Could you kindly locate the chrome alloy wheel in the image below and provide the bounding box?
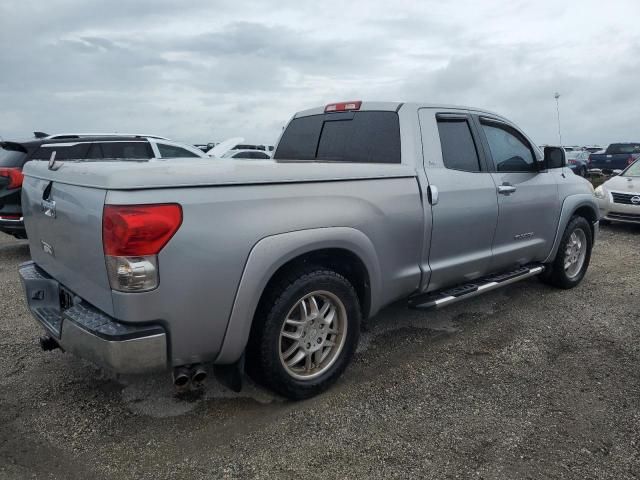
[278,291,348,380]
[564,228,587,279]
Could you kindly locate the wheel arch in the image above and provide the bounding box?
[214,227,382,364]
[544,194,599,264]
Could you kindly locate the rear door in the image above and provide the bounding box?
[418,109,499,291]
[475,116,560,271]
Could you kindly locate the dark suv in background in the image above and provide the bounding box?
[0,133,206,238]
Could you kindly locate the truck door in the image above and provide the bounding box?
[474,116,560,271]
[418,109,499,292]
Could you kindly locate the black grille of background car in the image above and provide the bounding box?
[611,192,640,205]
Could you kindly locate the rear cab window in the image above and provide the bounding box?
[274,111,401,164]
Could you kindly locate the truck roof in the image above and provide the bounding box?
[294,101,510,121]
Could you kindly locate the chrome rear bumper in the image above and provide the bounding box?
[19,261,167,374]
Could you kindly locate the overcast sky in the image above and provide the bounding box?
[1,0,639,147]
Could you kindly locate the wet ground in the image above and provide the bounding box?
[1,224,639,479]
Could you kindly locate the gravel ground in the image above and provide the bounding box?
[1,225,639,479]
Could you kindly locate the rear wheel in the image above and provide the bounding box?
[247,266,361,399]
[541,216,592,289]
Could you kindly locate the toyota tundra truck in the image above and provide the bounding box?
[18,101,599,399]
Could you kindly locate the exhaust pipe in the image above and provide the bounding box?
[39,335,60,351]
[172,366,191,389]
[191,365,207,386]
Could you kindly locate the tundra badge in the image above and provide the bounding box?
[41,240,54,257]
[41,199,56,218]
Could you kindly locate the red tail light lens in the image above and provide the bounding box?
[628,155,635,165]
[325,101,362,112]
[0,168,24,189]
[103,204,182,256]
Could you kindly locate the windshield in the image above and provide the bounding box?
[605,143,640,155]
[622,160,640,177]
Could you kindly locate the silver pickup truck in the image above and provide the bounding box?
[19,101,599,399]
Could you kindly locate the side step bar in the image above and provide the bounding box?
[408,265,544,310]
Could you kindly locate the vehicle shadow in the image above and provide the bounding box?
[601,222,640,234]
[0,240,30,262]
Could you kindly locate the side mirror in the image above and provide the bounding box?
[543,146,566,169]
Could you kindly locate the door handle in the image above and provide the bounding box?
[497,183,517,195]
[427,185,439,205]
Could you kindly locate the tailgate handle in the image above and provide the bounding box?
[427,185,439,205]
[498,183,517,195]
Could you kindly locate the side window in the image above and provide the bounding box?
[157,143,200,158]
[436,119,481,172]
[481,122,536,172]
[100,142,153,159]
[86,143,103,159]
[31,143,91,160]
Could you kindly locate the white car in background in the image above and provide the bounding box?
[34,133,209,159]
[595,159,640,224]
[207,137,272,159]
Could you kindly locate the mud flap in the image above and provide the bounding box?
[213,354,244,392]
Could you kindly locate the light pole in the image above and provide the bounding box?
[554,92,563,146]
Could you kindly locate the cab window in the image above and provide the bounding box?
[157,143,200,158]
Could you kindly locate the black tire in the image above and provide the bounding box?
[540,216,592,289]
[246,266,361,400]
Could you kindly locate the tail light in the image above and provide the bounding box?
[103,204,182,292]
[325,101,362,112]
[0,168,24,189]
[628,155,636,166]
[587,154,593,165]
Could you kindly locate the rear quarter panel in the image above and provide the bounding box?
[106,177,424,366]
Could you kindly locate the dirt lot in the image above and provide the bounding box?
[1,225,639,479]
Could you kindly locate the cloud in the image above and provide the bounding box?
[0,0,639,146]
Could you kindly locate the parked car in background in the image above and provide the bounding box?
[0,133,207,239]
[566,150,589,177]
[595,158,640,224]
[583,145,604,153]
[588,143,640,174]
[18,101,598,399]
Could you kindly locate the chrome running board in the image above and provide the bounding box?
[408,264,544,310]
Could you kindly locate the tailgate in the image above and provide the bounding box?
[22,175,113,315]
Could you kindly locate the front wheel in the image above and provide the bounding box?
[247,267,361,400]
[541,216,593,289]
